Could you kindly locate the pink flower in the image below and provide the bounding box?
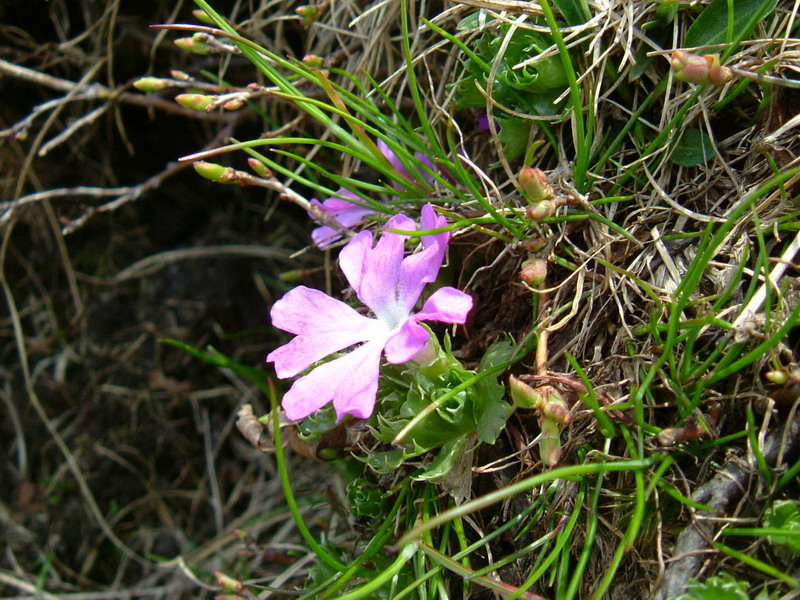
[377,139,436,188]
[309,144,436,246]
[311,189,374,248]
[267,204,472,421]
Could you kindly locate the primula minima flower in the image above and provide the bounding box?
[377,139,436,188]
[309,143,436,246]
[311,189,374,248]
[267,204,473,421]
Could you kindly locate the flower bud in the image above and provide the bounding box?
[521,236,547,252]
[519,166,553,204]
[175,93,215,111]
[296,4,320,26]
[509,375,544,410]
[765,370,789,385]
[222,97,245,111]
[657,428,680,446]
[247,158,272,178]
[192,9,215,25]
[133,77,169,92]
[215,572,244,594]
[539,418,561,467]
[411,336,452,379]
[174,35,210,55]
[526,200,556,222]
[540,389,571,424]
[194,161,242,184]
[170,70,191,81]
[671,50,732,86]
[194,161,226,181]
[303,54,325,68]
[520,258,547,287]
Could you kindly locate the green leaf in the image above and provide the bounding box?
[372,372,474,450]
[763,500,800,554]
[297,405,339,441]
[498,117,532,162]
[346,477,388,517]
[670,572,750,600]
[683,0,778,51]
[473,340,515,443]
[413,437,468,480]
[551,0,590,25]
[671,128,715,166]
[362,447,413,474]
[453,18,569,118]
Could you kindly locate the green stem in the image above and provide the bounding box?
[399,458,653,546]
[334,542,420,600]
[538,0,588,191]
[267,381,348,572]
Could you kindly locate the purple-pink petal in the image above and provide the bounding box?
[378,139,408,177]
[310,190,376,248]
[339,230,373,293]
[378,139,436,187]
[281,340,385,421]
[419,203,449,250]
[413,152,436,184]
[395,244,446,314]
[267,286,380,378]
[384,319,430,364]
[341,213,415,316]
[414,287,473,324]
[395,205,449,313]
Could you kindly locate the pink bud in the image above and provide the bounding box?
[133,77,169,92]
[541,390,571,424]
[671,50,732,86]
[215,572,244,593]
[295,5,320,26]
[247,158,272,178]
[521,236,547,252]
[526,200,556,222]
[519,166,553,204]
[174,36,210,55]
[520,258,547,287]
[509,375,544,410]
[175,94,215,111]
[222,97,245,111]
[303,54,325,68]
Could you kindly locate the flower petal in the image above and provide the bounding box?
[414,287,473,324]
[393,205,450,310]
[384,319,429,364]
[384,287,472,364]
[379,140,436,188]
[310,190,376,248]
[281,340,384,421]
[394,244,444,314]
[378,139,409,178]
[419,203,449,250]
[338,229,372,293]
[266,286,382,378]
[331,341,386,419]
[413,152,436,184]
[341,213,415,317]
